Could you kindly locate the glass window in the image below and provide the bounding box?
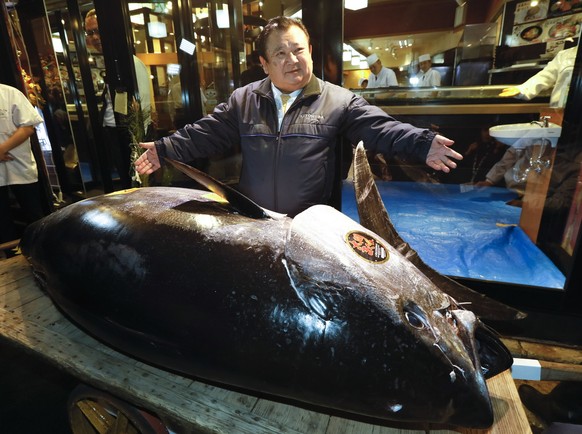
[128,3,177,133]
[41,5,96,196]
[129,1,247,184]
[341,1,581,298]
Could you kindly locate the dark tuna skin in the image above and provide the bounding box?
[21,186,510,428]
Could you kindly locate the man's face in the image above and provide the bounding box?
[85,15,102,53]
[419,60,431,73]
[260,25,313,93]
[369,60,381,75]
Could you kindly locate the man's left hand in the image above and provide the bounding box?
[426,134,462,173]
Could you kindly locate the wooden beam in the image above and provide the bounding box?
[0,239,19,251]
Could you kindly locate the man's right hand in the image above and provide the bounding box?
[134,142,160,175]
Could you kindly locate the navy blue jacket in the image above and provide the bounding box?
[155,75,435,216]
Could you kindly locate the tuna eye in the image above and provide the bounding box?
[405,310,425,329]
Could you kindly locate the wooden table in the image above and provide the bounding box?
[0,255,532,433]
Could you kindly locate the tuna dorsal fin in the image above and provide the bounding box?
[165,158,270,219]
[352,143,525,322]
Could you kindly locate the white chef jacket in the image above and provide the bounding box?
[0,84,43,186]
[517,46,577,108]
[368,67,398,88]
[416,68,441,87]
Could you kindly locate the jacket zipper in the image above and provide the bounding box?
[274,98,282,211]
[274,95,298,212]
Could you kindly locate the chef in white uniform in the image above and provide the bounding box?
[499,46,577,108]
[0,84,44,249]
[478,46,579,193]
[366,53,398,88]
[415,53,441,87]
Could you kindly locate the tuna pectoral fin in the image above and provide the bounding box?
[352,143,525,322]
[165,158,270,219]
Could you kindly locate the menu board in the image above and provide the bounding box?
[508,11,582,46]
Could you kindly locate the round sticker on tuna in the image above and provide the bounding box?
[345,231,389,263]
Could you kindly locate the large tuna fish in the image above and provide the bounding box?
[20,153,515,429]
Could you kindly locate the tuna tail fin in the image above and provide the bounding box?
[352,143,526,322]
[165,158,272,219]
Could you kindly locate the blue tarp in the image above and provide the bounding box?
[341,181,566,289]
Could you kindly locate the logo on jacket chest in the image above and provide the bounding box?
[297,113,324,124]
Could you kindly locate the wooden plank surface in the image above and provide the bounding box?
[502,338,582,366]
[0,255,531,434]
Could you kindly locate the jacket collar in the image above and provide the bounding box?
[254,74,322,100]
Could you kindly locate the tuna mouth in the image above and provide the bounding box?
[451,309,513,379]
[474,322,513,378]
[441,310,498,429]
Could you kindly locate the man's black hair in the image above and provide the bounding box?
[256,16,310,61]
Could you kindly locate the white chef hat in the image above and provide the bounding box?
[358,77,368,86]
[419,54,431,62]
[366,53,379,67]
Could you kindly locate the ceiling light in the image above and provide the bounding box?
[345,0,368,11]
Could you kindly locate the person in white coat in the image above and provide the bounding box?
[0,83,45,250]
[366,53,398,88]
[415,54,441,87]
[477,46,579,192]
[499,46,578,108]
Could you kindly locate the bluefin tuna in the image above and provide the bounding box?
[352,142,526,322]
[20,154,514,429]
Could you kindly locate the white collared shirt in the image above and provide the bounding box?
[271,84,301,129]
